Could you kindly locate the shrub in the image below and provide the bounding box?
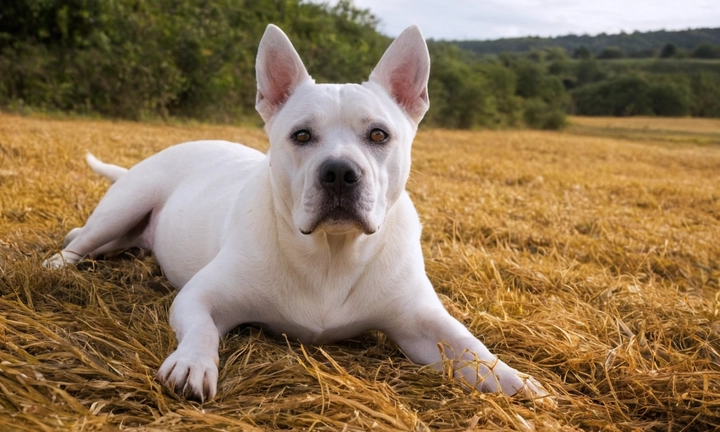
[660,43,679,58]
[690,72,720,117]
[572,75,653,116]
[691,43,720,59]
[573,45,592,59]
[597,46,625,59]
[523,98,566,129]
[648,79,691,116]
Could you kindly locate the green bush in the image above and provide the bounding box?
[571,73,697,117]
[690,72,720,116]
[597,46,625,59]
[691,43,720,59]
[572,75,653,116]
[523,98,566,129]
[648,79,691,116]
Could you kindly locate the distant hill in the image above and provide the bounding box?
[453,28,720,57]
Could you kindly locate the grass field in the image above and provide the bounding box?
[567,116,720,146]
[1,112,719,430]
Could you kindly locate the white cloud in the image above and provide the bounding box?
[316,0,720,40]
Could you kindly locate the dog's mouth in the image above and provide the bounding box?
[300,204,376,236]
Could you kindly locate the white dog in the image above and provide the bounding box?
[45,24,550,403]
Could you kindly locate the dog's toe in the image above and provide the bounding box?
[157,349,218,402]
[43,254,65,269]
[515,374,557,409]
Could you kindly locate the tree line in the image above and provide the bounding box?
[1,1,719,129]
[455,28,720,58]
[0,0,392,123]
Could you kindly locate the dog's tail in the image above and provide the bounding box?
[86,153,128,183]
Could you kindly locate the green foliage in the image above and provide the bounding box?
[0,0,388,122]
[597,58,720,76]
[647,78,691,116]
[572,75,653,116]
[424,43,524,129]
[660,43,679,58]
[597,46,625,59]
[423,45,569,130]
[455,27,720,57]
[573,46,592,60]
[571,74,694,117]
[2,2,718,127]
[691,43,720,59]
[574,58,607,86]
[690,72,720,116]
[523,98,566,129]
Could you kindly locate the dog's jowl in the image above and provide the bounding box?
[45,25,551,404]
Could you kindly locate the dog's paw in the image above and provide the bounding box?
[512,373,557,409]
[156,347,219,402]
[483,365,556,409]
[42,251,82,269]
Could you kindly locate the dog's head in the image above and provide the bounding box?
[256,25,429,236]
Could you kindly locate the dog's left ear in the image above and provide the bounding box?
[256,25,312,123]
[369,26,430,124]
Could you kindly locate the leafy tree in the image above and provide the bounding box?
[660,43,678,58]
[628,48,659,58]
[572,75,653,116]
[691,43,720,59]
[690,72,720,116]
[648,79,691,116]
[513,59,545,99]
[454,28,720,57]
[573,45,592,59]
[523,98,566,129]
[597,46,625,59]
[575,58,607,86]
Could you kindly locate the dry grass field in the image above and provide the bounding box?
[567,116,720,147]
[1,112,719,431]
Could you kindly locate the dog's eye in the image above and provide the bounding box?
[292,130,312,143]
[369,128,388,143]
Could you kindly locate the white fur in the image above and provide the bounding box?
[44,25,552,405]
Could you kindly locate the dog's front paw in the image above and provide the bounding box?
[156,347,219,402]
[491,366,556,408]
[512,373,557,409]
[42,251,83,269]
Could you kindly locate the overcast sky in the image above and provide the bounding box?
[318,0,720,40]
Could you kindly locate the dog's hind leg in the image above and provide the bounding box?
[44,176,159,268]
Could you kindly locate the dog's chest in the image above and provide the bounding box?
[259,266,382,344]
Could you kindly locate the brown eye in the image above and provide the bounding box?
[369,128,388,143]
[292,130,311,143]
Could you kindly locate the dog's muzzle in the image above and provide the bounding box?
[300,158,375,235]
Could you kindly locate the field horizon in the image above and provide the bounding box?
[1,112,718,430]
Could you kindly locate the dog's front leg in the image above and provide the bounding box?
[156,283,221,401]
[384,293,552,404]
[155,259,245,401]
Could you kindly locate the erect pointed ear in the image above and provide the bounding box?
[369,25,430,124]
[255,25,312,123]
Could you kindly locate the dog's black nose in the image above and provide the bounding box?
[319,159,361,193]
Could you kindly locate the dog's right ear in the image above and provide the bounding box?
[255,25,312,123]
